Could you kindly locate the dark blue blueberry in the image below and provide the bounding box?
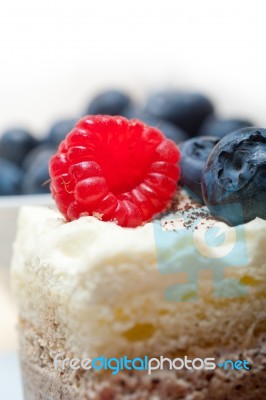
[0,128,38,166]
[144,91,214,136]
[179,136,219,202]
[86,90,132,116]
[47,118,78,146]
[202,128,266,225]
[22,144,57,171]
[199,116,254,138]
[22,146,56,194]
[121,106,139,119]
[124,109,189,144]
[152,119,189,144]
[0,158,23,195]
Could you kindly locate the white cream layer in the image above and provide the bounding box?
[11,205,266,358]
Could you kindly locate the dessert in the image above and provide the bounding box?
[11,117,266,399]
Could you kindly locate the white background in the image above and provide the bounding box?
[0,0,266,135]
[0,3,265,393]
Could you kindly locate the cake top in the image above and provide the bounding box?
[48,115,266,228]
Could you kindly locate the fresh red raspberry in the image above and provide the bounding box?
[49,115,181,227]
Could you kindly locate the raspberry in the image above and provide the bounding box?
[49,115,181,227]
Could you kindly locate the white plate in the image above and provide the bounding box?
[0,194,54,268]
[0,352,23,399]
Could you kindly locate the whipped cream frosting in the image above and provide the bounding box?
[11,197,266,359]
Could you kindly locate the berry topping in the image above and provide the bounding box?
[86,90,132,116]
[144,91,214,136]
[0,128,37,166]
[202,128,266,225]
[0,158,23,195]
[49,115,180,227]
[47,119,78,145]
[22,145,56,194]
[179,136,219,202]
[199,115,254,138]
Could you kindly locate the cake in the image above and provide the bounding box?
[11,116,266,399]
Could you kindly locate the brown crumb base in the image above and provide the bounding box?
[19,325,266,400]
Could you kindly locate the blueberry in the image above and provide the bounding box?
[199,116,254,138]
[0,158,23,195]
[47,118,78,145]
[152,119,189,144]
[124,109,189,144]
[86,90,132,116]
[202,128,266,225]
[22,144,57,171]
[144,91,214,136]
[22,146,56,194]
[179,136,219,202]
[0,128,38,166]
